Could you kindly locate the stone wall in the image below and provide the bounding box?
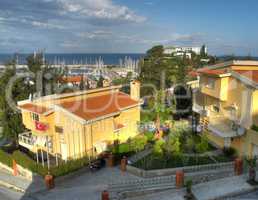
[0,161,39,181]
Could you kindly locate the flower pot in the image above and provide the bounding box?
[45,174,55,189]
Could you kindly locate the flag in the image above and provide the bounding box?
[35,121,48,131]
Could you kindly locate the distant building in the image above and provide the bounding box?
[58,75,97,89]
[164,46,207,59]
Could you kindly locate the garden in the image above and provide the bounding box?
[133,122,237,170]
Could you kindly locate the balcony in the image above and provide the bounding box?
[208,116,246,139]
[18,132,52,152]
[200,76,229,101]
[18,132,36,150]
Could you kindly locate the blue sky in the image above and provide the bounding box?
[0,0,258,55]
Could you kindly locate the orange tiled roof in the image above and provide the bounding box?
[59,76,86,83]
[19,103,51,115]
[58,92,139,120]
[197,68,227,76]
[234,70,258,83]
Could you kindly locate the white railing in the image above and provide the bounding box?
[18,132,35,146]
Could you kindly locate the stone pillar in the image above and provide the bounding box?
[45,174,55,189]
[107,153,114,167]
[102,190,109,200]
[176,170,184,189]
[121,156,127,172]
[234,158,243,176]
[13,160,18,176]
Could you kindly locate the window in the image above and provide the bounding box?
[212,105,220,113]
[206,78,215,89]
[30,113,39,121]
[55,126,63,134]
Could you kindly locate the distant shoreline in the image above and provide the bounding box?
[0,53,145,65]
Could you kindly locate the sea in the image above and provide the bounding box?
[0,53,145,66]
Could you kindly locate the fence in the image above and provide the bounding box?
[109,163,236,200]
[127,161,234,178]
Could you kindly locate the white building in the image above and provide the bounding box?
[164,46,207,58]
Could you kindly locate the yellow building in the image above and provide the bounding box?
[190,60,258,157]
[18,81,141,161]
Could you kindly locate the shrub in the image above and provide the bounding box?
[144,131,155,142]
[196,136,209,153]
[153,139,165,154]
[223,147,237,158]
[185,179,193,193]
[12,151,48,176]
[50,157,89,177]
[0,149,12,167]
[185,136,195,153]
[131,135,148,152]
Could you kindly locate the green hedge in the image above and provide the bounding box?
[50,158,89,177]
[12,151,48,177]
[0,150,89,177]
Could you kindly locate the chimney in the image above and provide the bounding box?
[103,79,111,87]
[130,80,140,101]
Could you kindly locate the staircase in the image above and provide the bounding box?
[108,175,175,199]
[128,144,153,164]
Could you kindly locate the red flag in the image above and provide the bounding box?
[35,121,48,131]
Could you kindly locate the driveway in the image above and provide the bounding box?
[29,167,141,200]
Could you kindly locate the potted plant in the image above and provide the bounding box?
[246,156,257,184]
[184,179,194,200]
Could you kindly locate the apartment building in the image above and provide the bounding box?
[17,81,141,161]
[164,46,207,58]
[190,60,258,156]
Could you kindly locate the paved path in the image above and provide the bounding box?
[234,190,258,199]
[31,167,142,200]
[124,189,185,200]
[0,186,36,200]
[192,174,256,200]
[0,169,45,194]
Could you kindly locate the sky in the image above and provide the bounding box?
[0,0,258,55]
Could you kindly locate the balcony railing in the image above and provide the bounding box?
[18,132,36,150]
[18,132,53,151]
[208,116,245,138]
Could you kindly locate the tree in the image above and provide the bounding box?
[0,60,30,141]
[26,53,64,96]
[146,45,164,58]
[79,75,85,91]
[200,45,207,58]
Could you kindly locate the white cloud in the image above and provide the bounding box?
[31,20,65,29]
[78,30,112,39]
[60,41,79,48]
[55,0,146,23]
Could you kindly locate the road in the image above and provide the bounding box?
[0,186,24,200]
